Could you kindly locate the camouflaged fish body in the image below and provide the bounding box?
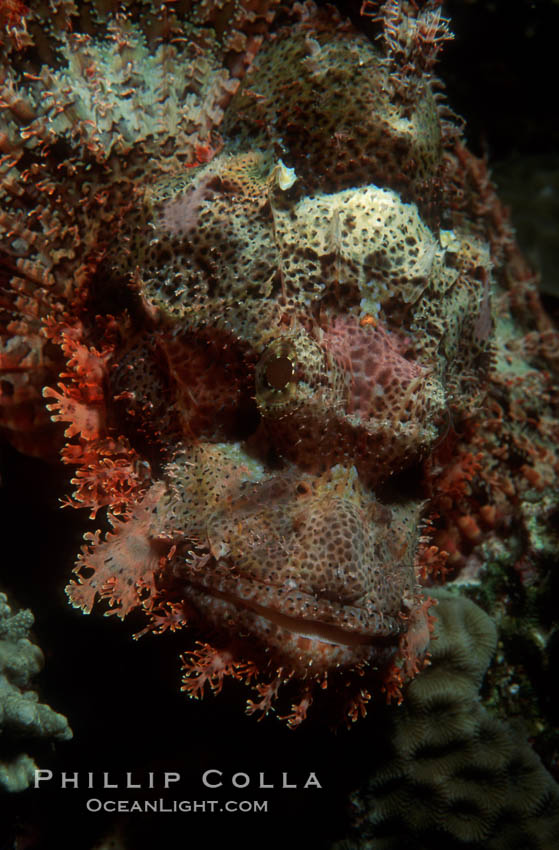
[1,2,507,724]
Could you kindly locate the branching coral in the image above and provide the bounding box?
[0,591,72,793]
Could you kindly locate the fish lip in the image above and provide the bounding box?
[184,576,403,648]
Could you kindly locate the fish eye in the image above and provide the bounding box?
[255,337,301,416]
[254,332,328,418]
[265,354,294,390]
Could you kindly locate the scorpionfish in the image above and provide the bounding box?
[2,0,557,727]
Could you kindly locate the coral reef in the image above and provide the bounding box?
[334,591,559,849]
[0,0,558,735]
[0,590,72,793]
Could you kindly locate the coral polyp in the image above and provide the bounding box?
[1,0,558,731]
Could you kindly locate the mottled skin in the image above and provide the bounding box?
[2,1,557,726]
[98,7,488,711]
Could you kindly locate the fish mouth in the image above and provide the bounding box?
[184,577,403,649]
